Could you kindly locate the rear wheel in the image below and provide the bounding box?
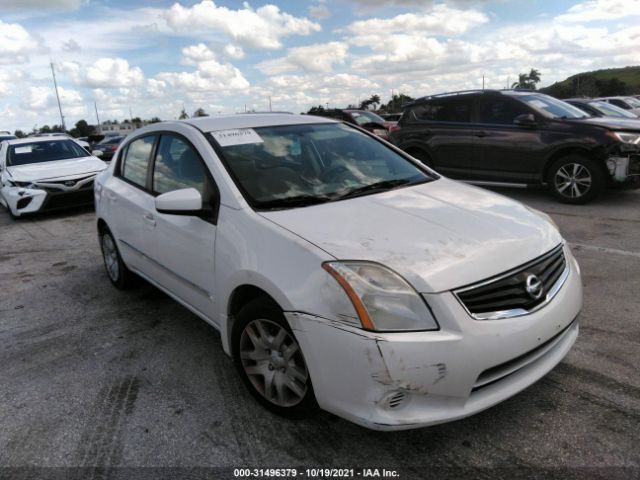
[100,228,134,289]
[232,298,317,417]
[546,155,605,204]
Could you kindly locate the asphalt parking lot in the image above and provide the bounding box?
[0,187,639,479]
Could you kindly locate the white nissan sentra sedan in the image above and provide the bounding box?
[0,137,107,217]
[94,114,582,430]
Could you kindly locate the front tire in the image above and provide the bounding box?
[547,155,605,204]
[100,228,134,289]
[232,298,317,417]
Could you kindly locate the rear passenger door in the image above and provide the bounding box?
[469,96,545,182]
[104,135,158,275]
[148,133,219,319]
[399,95,477,177]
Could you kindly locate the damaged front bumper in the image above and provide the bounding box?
[606,153,640,185]
[286,248,582,431]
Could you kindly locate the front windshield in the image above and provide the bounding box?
[349,111,385,126]
[511,93,588,119]
[8,140,90,166]
[213,123,433,210]
[589,101,637,118]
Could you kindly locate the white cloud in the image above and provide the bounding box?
[62,39,81,52]
[49,58,144,89]
[556,0,640,23]
[224,44,246,60]
[0,20,42,64]
[158,60,249,92]
[256,42,349,74]
[163,0,321,49]
[346,4,489,38]
[24,86,83,111]
[182,43,217,64]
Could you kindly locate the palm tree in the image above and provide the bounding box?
[511,69,541,90]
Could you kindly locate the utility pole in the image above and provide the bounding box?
[269,96,272,112]
[482,75,485,90]
[50,61,66,132]
[129,107,134,124]
[94,102,101,130]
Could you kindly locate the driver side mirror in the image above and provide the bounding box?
[155,187,211,216]
[513,113,537,127]
[92,150,104,157]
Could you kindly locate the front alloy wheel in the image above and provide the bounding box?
[554,163,592,199]
[232,298,317,416]
[547,155,605,204]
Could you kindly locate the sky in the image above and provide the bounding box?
[1,0,639,132]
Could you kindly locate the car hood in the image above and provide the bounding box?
[573,116,640,131]
[260,179,563,293]
[6,156,107,182]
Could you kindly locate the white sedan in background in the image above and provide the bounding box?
[95,114,582,430]
[0,137,107,217]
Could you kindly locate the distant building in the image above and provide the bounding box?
[97,121,148,135]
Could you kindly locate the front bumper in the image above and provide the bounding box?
[287,246,582,430]
[2,186,94,216]
[607,153,640,186]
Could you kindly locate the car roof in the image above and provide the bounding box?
[183,113,336,132]
[5,137,75,146]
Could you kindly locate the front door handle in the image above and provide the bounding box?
[143,212,156,226]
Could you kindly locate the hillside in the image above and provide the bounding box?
[540,66,640,98]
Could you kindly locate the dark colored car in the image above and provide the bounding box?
[381,113,402,122]
[311,109,392,139]
[0,135,17,142]
[390,89,640,203]
[565,98,639,119]
[91,136,124,161]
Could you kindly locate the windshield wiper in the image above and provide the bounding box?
[337,178,417,200]
[257,194,334,210]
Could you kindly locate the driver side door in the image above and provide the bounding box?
[146,133,219,320]
[467,96,546,183]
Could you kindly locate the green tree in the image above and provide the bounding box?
[148,117,162,124]
[359,94,381,110]
[384,93,415,112]
[179,108,189,119]
[69,119,94,138]
[307,105,326,114]
[14,130,27,138]
[193,107,209,117]
[512,68,541,90]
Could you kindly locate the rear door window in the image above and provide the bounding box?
[406,97,472,123]
[120,136,156,189]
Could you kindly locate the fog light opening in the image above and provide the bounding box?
[382,390,409,410]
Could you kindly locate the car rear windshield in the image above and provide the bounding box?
[7,140,89,166]
[509,94,588,119]
[211,123,434,210]
[589,101,637,118]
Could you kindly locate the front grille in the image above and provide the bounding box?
[41,189,94,211]
[35,175,95,192]
[455,245,567,320]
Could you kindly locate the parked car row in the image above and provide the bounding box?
[386,89,640,204]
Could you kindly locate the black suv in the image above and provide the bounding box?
[390,90,640,203]
[311,109,392,140]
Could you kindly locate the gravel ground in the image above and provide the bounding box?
[0,186,638,479]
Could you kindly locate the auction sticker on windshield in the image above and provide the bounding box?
[211,128,263,147]
[14,146,33,154]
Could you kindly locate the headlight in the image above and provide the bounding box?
[609,131,640,145]
[7,180,33,188]
[322,261,438,332]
